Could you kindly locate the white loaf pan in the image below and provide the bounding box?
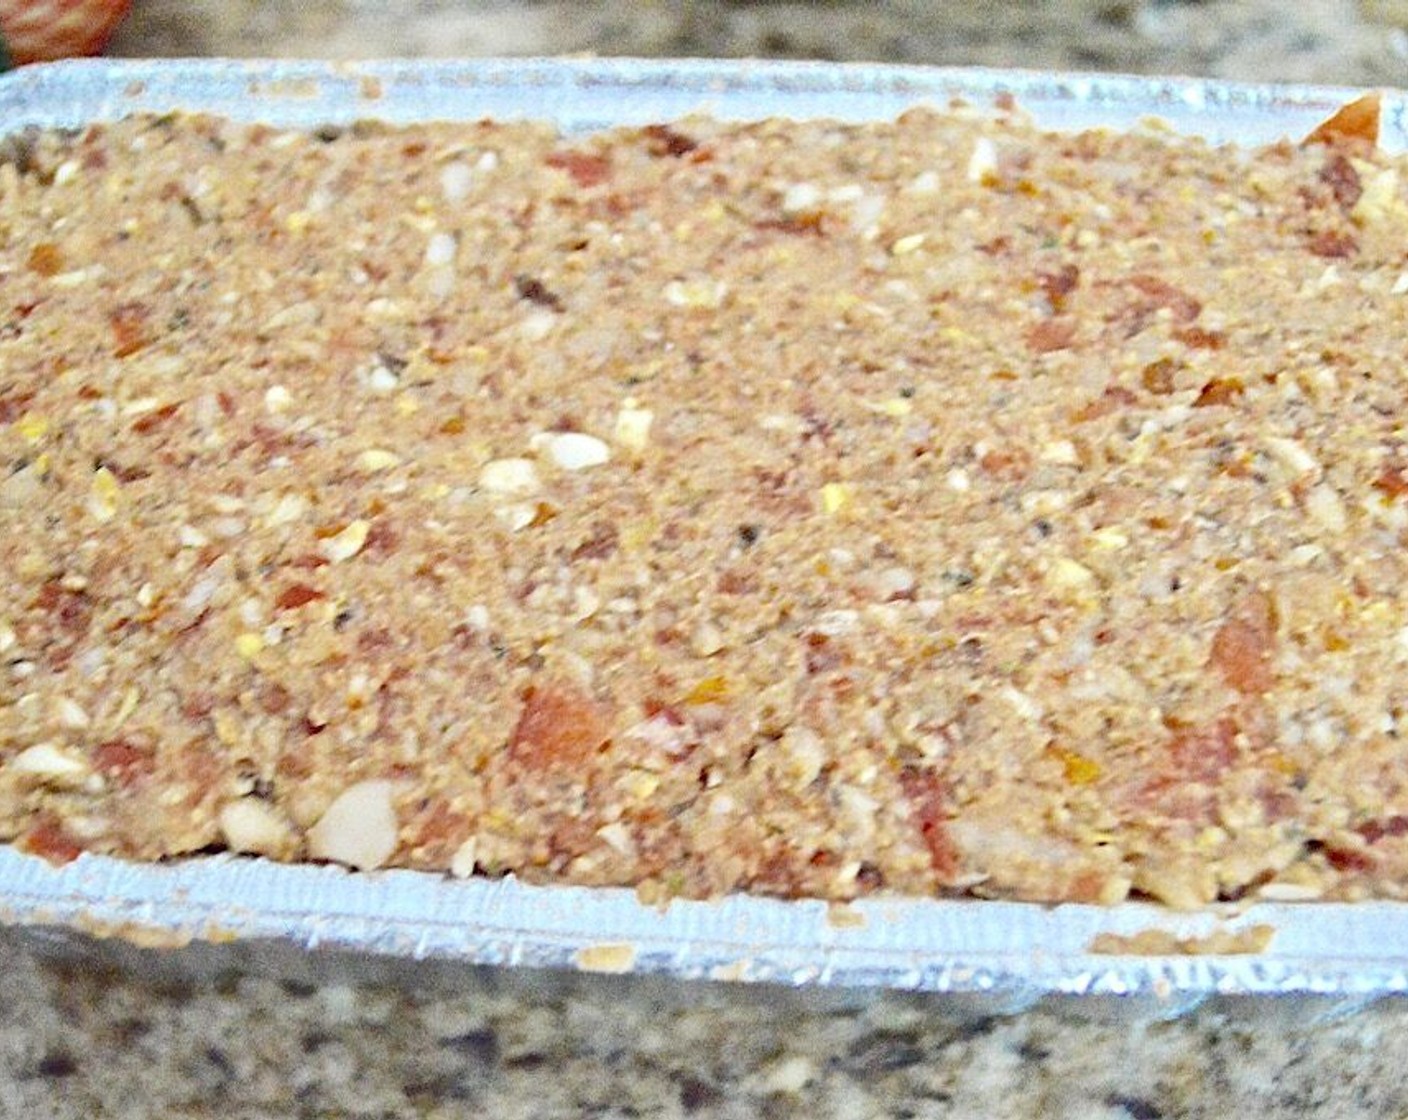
[1,57,1406,1018]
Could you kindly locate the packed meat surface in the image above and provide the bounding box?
[1,99,1406,908]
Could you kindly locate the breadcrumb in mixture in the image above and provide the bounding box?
[1,101,1407,909]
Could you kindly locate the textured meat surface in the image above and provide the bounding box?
[2,106,1408,908]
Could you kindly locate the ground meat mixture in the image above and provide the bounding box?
[1,100,1406,910]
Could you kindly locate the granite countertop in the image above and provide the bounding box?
[4,941,1408,1120]
[6,2,1408,1117]
[105,0,1408,86]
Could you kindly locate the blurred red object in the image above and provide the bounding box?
[0,0,132,65]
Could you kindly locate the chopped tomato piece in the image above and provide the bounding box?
[1071,384,1138,421]
[275,583,325,611]
[108,302,150,358]
[978,446,1032,481]
[641,124,699,158]
[1374,466,1408,499]
[1141,357,1179,394]
[899,767,959,881]
[1324,845,1374,873]
[131,402,180,434]
[1025,317,1076,353]
[1193,377,1244,408]
[1210,590,1276,695]
[1130,274,1202,322]
[26,242,62,276]
[545,149,612,188]
[1302,92,1380,149]
[1165,715,1240,784]
[1319,153,1363,209]
[1037,264,1080,312]
[1175,327,1226,351]
[19,816,84,865]
[1307,229,1357,258]
[93,738,155,786]
[508,680,612,773]
[1358,815,1408,844]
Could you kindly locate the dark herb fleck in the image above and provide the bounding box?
[514,274,564,312]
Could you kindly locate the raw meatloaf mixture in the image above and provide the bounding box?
[1,100,1406,909]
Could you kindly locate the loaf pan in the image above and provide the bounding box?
[2,56,1406,1017]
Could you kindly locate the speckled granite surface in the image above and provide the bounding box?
[6,2,1408,1117]
[4,933,1408,1120]
[105,0,1408,86]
